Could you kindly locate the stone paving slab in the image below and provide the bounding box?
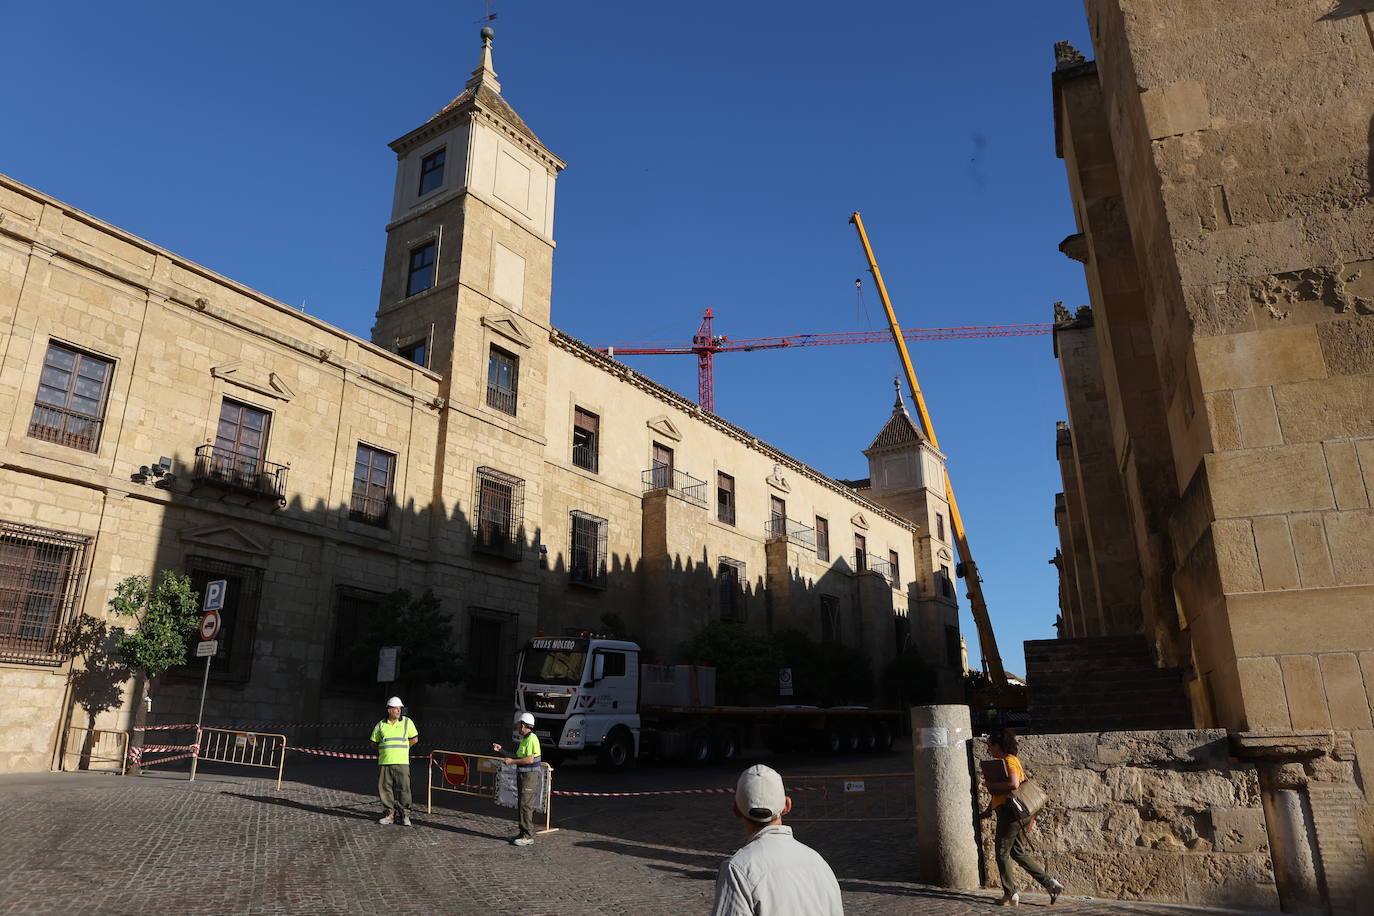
[0,759,1269,916]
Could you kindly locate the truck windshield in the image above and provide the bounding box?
[520,648,587,686]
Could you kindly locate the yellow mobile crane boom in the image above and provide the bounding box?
[849,211,1009,689]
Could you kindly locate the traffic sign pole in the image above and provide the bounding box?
[190,581,227,782]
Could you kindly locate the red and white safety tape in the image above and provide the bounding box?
[128,744,199,764]
[138,751,200,767]
[550,785,828,798]
[131,724,198,732]
[286,746,427,760]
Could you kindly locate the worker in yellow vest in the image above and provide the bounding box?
[492,711,541,846]
[371,696,419,826]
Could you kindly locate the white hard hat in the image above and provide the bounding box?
[386,697,404,708]
[518,712,535,727]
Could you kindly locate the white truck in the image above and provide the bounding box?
[516,636,899,771]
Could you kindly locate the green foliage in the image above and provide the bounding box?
[343,589,463,690]
[684,621,779,703]
[110,572,200,680]
[684,623,875,706]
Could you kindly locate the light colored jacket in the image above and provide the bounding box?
[710,824,844,916]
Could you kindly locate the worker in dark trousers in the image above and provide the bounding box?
[371,696,418,826]
[492,711,541,846]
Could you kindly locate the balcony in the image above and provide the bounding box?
[860,552,893,581]
[641,466,707,508]
[486,383,517,416]
[765,516,816,550]
[29,404,102,453]
[572,442,598,473]
[349,492,390,527]
[192,444,288,505]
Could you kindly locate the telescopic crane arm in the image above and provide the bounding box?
[849,211,1008,689]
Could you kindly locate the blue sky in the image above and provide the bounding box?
[3,2,1095,677]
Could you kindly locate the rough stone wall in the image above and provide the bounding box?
[973,730,1278,909]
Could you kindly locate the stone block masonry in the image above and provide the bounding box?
[973,730,1279,910]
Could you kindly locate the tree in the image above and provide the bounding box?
[110,572,200,682]
[109,571,199,773]
[684,621,779,704]
[341,589,464,705]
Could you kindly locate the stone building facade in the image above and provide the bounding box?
[1046,3,1373,912]
[0,33,959,774]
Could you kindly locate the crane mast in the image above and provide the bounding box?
[849,211,1009,689]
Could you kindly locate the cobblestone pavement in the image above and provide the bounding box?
[0,749,1263,916]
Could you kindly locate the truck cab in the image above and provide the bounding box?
[516,636,640,770]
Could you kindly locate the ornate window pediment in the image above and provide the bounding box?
[646,415,682,442]
[481,314,533,349]
[178,522,270,557]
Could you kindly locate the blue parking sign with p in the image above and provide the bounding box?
[204,579,227,612]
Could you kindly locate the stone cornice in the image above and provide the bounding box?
[0,173,444,411]
[550,329,920,535]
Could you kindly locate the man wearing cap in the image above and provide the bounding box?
[491,711,541,846]
[370,697,419,826]
[710,764,844,915]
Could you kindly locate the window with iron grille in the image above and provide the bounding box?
[474,467,524,559]
[418,148,446,196]
[718,557,745,621]
[350,444,395,526]
[936,512,946,542]
[572,408,599,472]
[0,522,90,664]
[940,563,955,598]
[819,594,840,643]
[486,345,518,415]
[854,533,867,573]
[177,557,264,681]
[716,472,735,525]
[30,341,113,453]
[814,516,829,561]
[467,608,516,694]
[889,550,901,589]
[569,510,608,587]
[406,241,436,297]
[327,587,385,689]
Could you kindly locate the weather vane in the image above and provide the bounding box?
[474,0,496,24]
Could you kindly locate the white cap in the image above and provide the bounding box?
[735,764,787,823]
[386,697,404,708]
[518,712,536,727]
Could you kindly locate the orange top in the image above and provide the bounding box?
[989,753,1024,809]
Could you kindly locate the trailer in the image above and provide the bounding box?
[516,636,899,771]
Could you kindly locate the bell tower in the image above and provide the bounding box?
[371,27,566,396]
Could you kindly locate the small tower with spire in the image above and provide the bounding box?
[371,27,566,404]
[861,379,961,691]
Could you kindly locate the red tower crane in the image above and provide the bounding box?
[598,309,1053,413]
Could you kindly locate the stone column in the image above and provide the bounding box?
[910,704,979,888]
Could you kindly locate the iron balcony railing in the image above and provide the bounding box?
[193,444,288,504]
[765,517,817,550]
[29,404,102,453]
[572,442,598,473]
[641,466,708,507]
[349,491,390,527]
[864,552,893,581]
[486,383,517,416]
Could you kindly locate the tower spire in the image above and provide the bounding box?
[893,376,908,414]
[467,26,502,94]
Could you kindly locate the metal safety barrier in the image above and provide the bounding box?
[191,727,286,789]
[61,726,129,775]
[783,772,915,822]
[128,725,201,769]
[426,749,556,835]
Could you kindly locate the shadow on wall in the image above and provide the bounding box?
[55,445,935,754]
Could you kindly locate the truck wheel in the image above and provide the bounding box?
[688,729,712,765]
[712,728,741,763]
[842,729,861,753]
[858,725,877,752]
[875,721,894,752]
[597,729,634,772]
[820,729,843,755]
